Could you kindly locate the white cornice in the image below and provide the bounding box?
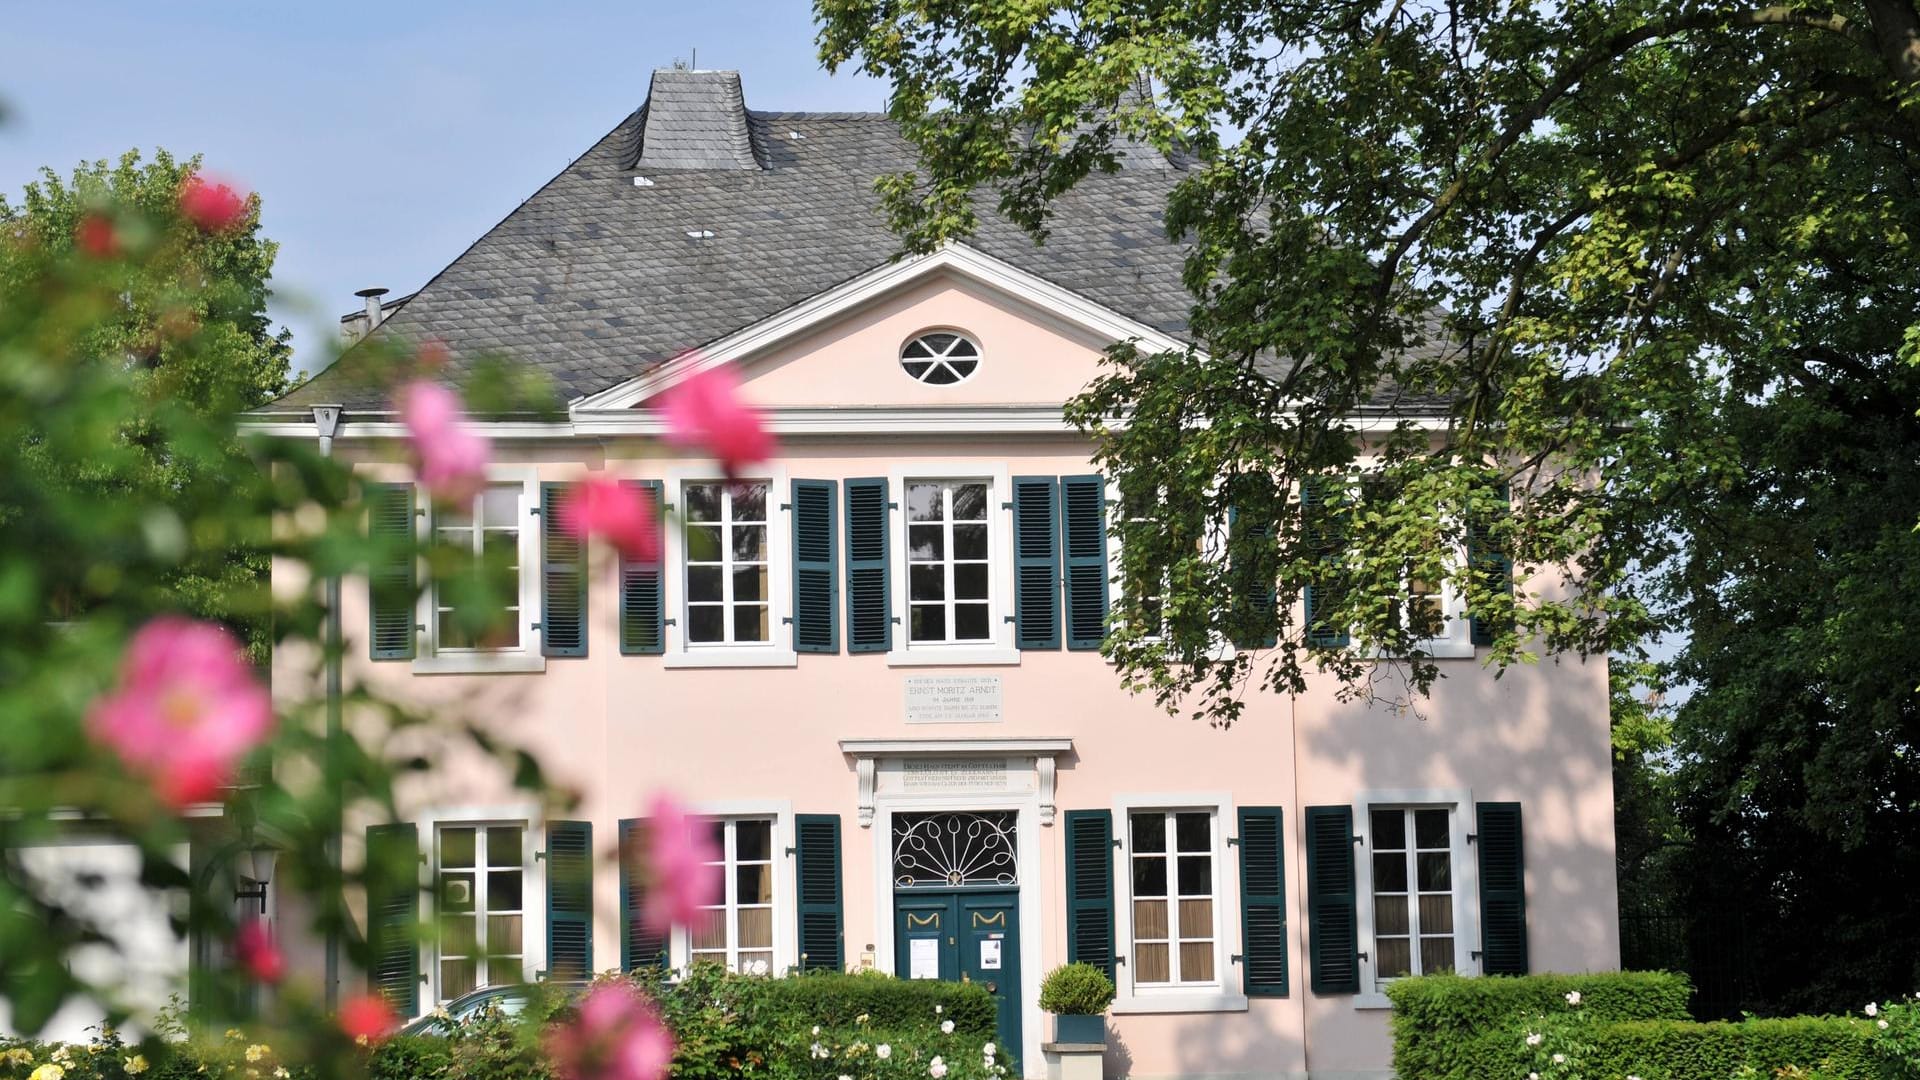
[569,242,1196,413]
[838,737,1074,757]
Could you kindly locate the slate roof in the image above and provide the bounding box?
[268,69,1202,413]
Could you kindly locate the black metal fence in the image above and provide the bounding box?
[1619,909,1750,1020]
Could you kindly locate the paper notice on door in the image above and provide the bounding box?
[980,938,1002,970]
[909,937,940,979]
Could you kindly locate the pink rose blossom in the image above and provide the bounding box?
[642,793,721,933]
[338,994,399,1043]
[179,173,248,233]
[234,918,285,984]
[396,379,490,504]
[547,983,674,1080]
[86,617,273,808]
[658,365,774,479]
[74,214,120,258]
[558,475,661,562]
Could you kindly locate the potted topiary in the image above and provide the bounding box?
[1039,962,1116,1045]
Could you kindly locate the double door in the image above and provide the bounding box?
[894,888,1022,1067]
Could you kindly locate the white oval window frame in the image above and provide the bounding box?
[898,329,983,386]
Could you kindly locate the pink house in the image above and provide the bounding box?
[254,68,1620,1080]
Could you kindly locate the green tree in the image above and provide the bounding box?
[817,0,1920,1009]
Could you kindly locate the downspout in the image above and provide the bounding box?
[311,404,345,1010]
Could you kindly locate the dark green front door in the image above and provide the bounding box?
[894,888,1022,1067]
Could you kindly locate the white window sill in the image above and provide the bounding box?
[411,652,547,675]
[663,648,799,669]
[1112,992,1249,1015]
[886,646,1021,667]
[1353,992,1392,1010]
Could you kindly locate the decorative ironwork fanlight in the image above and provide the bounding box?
[892,811,1018,888]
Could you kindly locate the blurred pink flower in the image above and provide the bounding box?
[558,475,661,563]
[179,173,248,233]
[234,918,285,984]
[659,365,773,479]
[643,793,721,932]
[396,380,490,504]
[74,214,120,258]
[338,994,399,1043]
[418,338,451,370]
[547,983,674,1080]
[86,617,273,808]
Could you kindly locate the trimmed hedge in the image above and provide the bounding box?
[753,971,997,1039]
[1389,971,1693,1080]
[1575,1016,1879,1079]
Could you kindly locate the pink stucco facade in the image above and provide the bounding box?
[267,260,1619,1080]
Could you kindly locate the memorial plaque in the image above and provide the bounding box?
[904,675,1003,724]
[899,758,1011,793]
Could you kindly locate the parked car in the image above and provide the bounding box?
[398,981,588,1037]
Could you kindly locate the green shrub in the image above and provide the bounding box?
[1037,964,1115,1016]
[1389,971,1693,1080]
[368,1036,454,1080]
[751,970,998,1039]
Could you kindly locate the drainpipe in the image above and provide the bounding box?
[311,404,345,1010]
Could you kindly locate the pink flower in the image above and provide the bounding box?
[547,983,674,1080]
[74,214,120,258]
[234,918,285,984]
[396,379,490,504]
[558,475,661,563]
[86,617,273,808]
[658,365,774,479]
[642,793,721,933]
[338,994,399,1042]
[179,173,248,233]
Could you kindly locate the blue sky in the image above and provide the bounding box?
[0,2,886,380]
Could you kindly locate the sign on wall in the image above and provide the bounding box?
[899,759,1013,794]
[904,675,1003,724]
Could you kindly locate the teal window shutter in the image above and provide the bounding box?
[1011,476,1061,649]
[1063,809,1116,979]
[1237,806,1288,996]
[1303,805,1359,994]
[1301,480,1351,648]
[1467,483,1514,647]
[1476,802,1529,975]
[795,814,844,972]
[541,482,588,657]
[617,818,669,969]
[364,822,420,1014]
[1060,475,1111,650]
[545,820,593,980]
[790,479,839,653]
[1228,502,1279,649]
[618,481,666,655]
[367,483,417,660]
[844,477,892,653]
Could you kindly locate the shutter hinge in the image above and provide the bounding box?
[1227,836,1240,847]
[781,502,791,511]
[532,622,542,630]
[530,506,542,516]
[535,849,547,861]
[1467,833,1478,843]
[1351,835,1365,846]
[664,617,677,626]
[1230,954,1243,964]
[782,616,794,625]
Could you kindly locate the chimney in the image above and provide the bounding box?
[634,69,760,171]
[356,287,390,330]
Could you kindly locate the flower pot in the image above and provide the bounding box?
[1052,1013,1106,1045]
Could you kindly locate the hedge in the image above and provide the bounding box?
[1389,971,1693,1080]
[751,970,998,1039]
[1573,1016,1880,1080]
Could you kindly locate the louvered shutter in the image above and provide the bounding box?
[1237,807,1288,996]
[617,819,669,970]
[364,823,420,1014]
[1467,483,1514,647]
[844,477,892,653]
[545,821,593,980]
[1229,502,1279,649]
[1476,802,1529,975]
[795,814,844,972]
[1304,805,1359,993]
[1011,476,1061,649]
[367,483,417,660]
[541,483,588,657]
[1301,480,1351,648]
[1060,475,1111,650]
[618,481,666,655]
[1063,809,1116,978]
[790,480,839,653]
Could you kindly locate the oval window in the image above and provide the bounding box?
[900,331,980,385]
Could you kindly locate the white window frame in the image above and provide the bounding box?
[1300,468,1475,660]
[1106,477,1236,662]
[887,463,1018,666]
[1350,787,1481,1009]
[416,802,545,1015]
[670,801,797,974]
[1109,792,1246,1015]
[661,466,797,668]
[897,328,983,386]
[411,466,545,675]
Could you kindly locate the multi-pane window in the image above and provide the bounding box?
[1370,807,1455,979]
[437,823,524,1000]
[899,332,981,385]
[1120,482,1166,635]
[906,481,991,643]
[684,481,770,645]
[1129,810,1216,986]
[434,485,523,649]
[688,819,775,974]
